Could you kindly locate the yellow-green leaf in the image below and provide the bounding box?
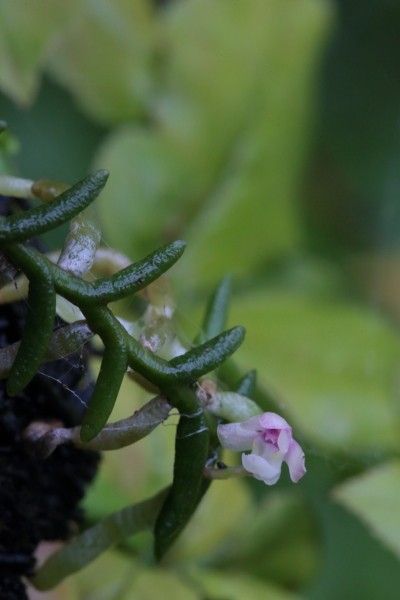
[174,0,333,285]
[187,568,298,600]
[48,0,156,123]
[230,289,400,451]
[0,1,77,104]
[94,0,333,279]
[165,478,252,563]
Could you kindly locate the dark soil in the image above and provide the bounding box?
[0,199,100,598]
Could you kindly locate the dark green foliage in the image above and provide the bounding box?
[235,370,257,398]
[7,264,56,396]
[6,241,185,308]
[154,277,241,559]
[200,275,232,342]
[169,326,245,383]
[0,170,108,244]
[80,307,128,441]
[87,240,186,305]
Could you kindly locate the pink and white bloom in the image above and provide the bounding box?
[217,412,306,486]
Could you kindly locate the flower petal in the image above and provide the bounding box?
[242,451,282,485]
[277,428,292,454]
[259,412,291,431]
[285,439,306,483]
[251,436,282,463]
[217,415,263,451]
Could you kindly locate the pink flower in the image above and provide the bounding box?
[217,412,306,486]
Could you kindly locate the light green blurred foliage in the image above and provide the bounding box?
[94,0,332,287]
[70,553,297,600]
[230,288,400,452]
[70,552,199,600]
[164,477,252,565]
[187,568,299,600]
[48,0,157,123]
[201,490,318,589]
[0,0,78,105]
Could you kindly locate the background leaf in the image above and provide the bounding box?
[94,0,333,285]
[306,495,400,600]
[333,460,400,559]
[230,288,400,451]
[48,0,156,124]
[176,0,332,287]
[165,478,251,564]
[0,1,77,105]
[187,568,298,600]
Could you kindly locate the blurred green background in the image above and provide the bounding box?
[1,1,400,598]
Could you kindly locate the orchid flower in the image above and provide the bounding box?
[217,412,306,485]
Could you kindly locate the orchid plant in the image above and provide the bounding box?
[0,124,305,593]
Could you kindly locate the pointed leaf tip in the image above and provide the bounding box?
[201,275,233,342]
[163,239,186,260]
[87,239,187,305]
[93,168,109,183]
[172,239,186,252]
[169,325,245,381]
[236,369,257,398]
[0,170,111,244]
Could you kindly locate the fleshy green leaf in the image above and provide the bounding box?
[230,289,400,451]
[0,170,108,244]
[236,370,257,398]
[32,489,168,590]
[6,267,56,395]
[169,326,245,381]
[89,240,186,305]
[80,333,127,442]
[200,276,232,342]
[333,460,400,559]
